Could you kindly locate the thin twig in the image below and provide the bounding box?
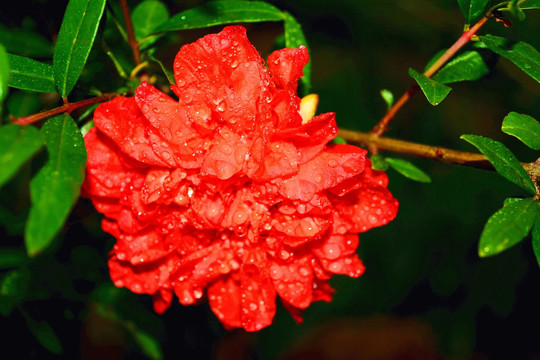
[12,93,119,126]
[119,0,141,66]
[339,129,540,178]
[370,15,491,137]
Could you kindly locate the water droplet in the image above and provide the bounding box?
[270,265,283,279]
[323,244,341,260]
[329,261,342,272]
[219,144,233,155]
[328,159,338,167]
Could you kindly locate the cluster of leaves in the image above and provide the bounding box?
[0,0,310,357]
[393,0,540,260]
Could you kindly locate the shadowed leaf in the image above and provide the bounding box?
[385,157,431,183]
[409,68,452,105]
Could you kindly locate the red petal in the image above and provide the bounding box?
[152,289,173,314]
[240,251,277,331]
[333,185,398,233]
[267,46,309,91]
[208,277,242,330]
[279,144,367,201]
[319,255,365,278]
[270,257,313,309]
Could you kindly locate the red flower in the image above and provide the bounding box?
[82,26,398,331]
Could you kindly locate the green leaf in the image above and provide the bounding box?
[24,314,63,355]
[130,327,164,360]
[532,213,540,267]
[25,114,86,257]
[0,24,53,58]
[520,0,540,9]
[370,154,389,171]
[148,49,175,85]
[0,124,43,188]
[0,248,26,269]
[457,0,490,24]
[133,0,169,40]
[53,0,107,97]
[502,112,540,150]
[7,91,42,118]
[7,54,56,93]
[283,12,311,94]
[154,1,284,33]
[0,44,9,104]
[432,50,490,84]
[380,89,394,109]
[331,136,347,145]
[461,134,536,194]
[0,269,29,316]
[509,0,526,20]
[478,198,538,257]
[385,157,431,183]
[480,35,540,84]
[409,68,452,105]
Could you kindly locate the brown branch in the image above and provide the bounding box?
[12,93,119,126]
[119,0,141,66]
[370,15,490,137]
[339,129,540,178]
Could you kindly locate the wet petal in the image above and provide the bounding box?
[267,46,309,91]
[270,257,313,309]
[208,277,242,329]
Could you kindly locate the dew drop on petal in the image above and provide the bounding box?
[323,244,341,260]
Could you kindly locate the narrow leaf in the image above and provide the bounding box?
[24,315,63,355]
[461,134,536,194]
[0,124,43,188]
[25,114,86,257]
[432,50,490,84]
[53,0,107,97]
[148,49,175,84]
[0,24,52,58]
[502,112,540,150]
[409,68,452,105]
[532,213,540,267]
[7,54,56,93]
[0,44,9,103]
[385,157,431,183]
[283,12,311,93]
[7,92,42,118]
[0,248,26,269]
[509,0,527,20]
[520,0,540,9]
[132,0,169,40]
[0,269,29,316]
[457,0,490,24]
[154,1,284,33]
[131,328,164,360]
[478,198,537,257]
[380,89,394,109]
[480,35,540,84]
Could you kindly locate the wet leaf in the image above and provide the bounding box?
[532,214,540,267]
[520,0,540,9]
[25,114,86,257]
[284,12,310,93]
[409,68,452,105]
[502,112,540,150]
[0,124,43,188]
[0,44,8,104]
[478,198,537,257]
[432,50,490,84]
[7,54,56,93]
[457,0,490,24]
[480,35,540,84]
[461,134,536,195]
[385,157,431,183]
[53,0,107,97]
[133,0,169,39]
[154,1,284,33]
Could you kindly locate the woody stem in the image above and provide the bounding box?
[339,128,540,178]
[119,0,141,66]
[12,93,119,126]
[370,15,490,138]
